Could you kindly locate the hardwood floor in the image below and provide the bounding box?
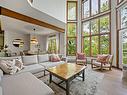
[93,67,127,95]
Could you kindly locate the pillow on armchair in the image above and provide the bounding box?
[49,54,61,62]
[96,54,109,63]
[77,53,86,60]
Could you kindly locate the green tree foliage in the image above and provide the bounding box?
[83,37,90,56]
[68,23,76,37]
[100,0,109,12]
[91,36,99,56]
[67,38,76,55]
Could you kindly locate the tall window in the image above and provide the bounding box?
[67,1,77,55]
[82,0,111,56]
[48,37,57,53]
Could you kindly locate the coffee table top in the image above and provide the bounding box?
[46,63,87,80]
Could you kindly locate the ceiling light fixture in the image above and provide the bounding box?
[30,28,38,44]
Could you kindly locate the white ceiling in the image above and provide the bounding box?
[32,0,66,23]
[1,16,57,35]
[0,0,65,29]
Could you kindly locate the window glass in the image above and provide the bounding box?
[91,0,99,16]
[91,36,99,56]
[83,0,90,18]
[68,2,77,20]
[83,37,90,56]
[67,38,76,55]
[100,34,109,54]
[67,23,77,37]
[48,38,57,53]
[83,22,90,36]
[100,0,109,12]
[122,31,127,64]
[91,19,99,34]
[100,15,110,33]
[120,6,127,29]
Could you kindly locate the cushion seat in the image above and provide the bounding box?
[1,72,54,95]
[40,61,65,69]
[18,64,45,74]
[76,59,86,62]
[92,61,110,67]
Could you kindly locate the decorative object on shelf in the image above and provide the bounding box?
[13,39,24,48]
[31,28,38,44]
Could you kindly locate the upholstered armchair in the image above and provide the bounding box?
[76,53,87,66]
[91,55,113,71]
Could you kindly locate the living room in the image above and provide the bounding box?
[0,0,127,95]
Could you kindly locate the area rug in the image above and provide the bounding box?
[39,67,104,95]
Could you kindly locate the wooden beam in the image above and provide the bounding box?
[0,7,65,32]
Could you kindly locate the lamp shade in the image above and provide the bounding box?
[30,37,38,44]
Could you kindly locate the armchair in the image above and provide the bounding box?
[91,55,113,71]
[76,53,87,66]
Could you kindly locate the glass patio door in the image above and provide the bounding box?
[122,30,127,65]
[119,29,127,66]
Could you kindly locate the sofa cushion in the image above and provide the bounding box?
[0,86,2,95]
[1,72,54,95]
[18,64,45,74]
[22,55,38,66]
[40,61,65,69]
[38,54,49,63]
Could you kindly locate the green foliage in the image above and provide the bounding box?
[100,16,109,33]
[83,37,90,56]
[91,36,99,56]
[68,23,76,37]
[100,35,109,54]
[100,0,109,12]
[91,19,98,34]
[48,39,57,53]
[67,38,76,55]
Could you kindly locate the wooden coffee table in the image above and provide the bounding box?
[46,63,87,95]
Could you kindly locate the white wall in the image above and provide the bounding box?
[4,31,30,55]
[30,35,47,52]
[32,0,66,23]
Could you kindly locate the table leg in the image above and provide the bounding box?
[49,73,52,83]
[82,69,85,81]
[66,80,70,95]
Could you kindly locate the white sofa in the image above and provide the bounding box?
[0,54,65,95]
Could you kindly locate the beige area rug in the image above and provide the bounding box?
[39,66,104,95]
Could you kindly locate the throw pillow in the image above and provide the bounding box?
[96,55,108,63]
[77,53,86,60]
[15,59,24,71]
[0,60,18,74]
[50,54,61,62]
